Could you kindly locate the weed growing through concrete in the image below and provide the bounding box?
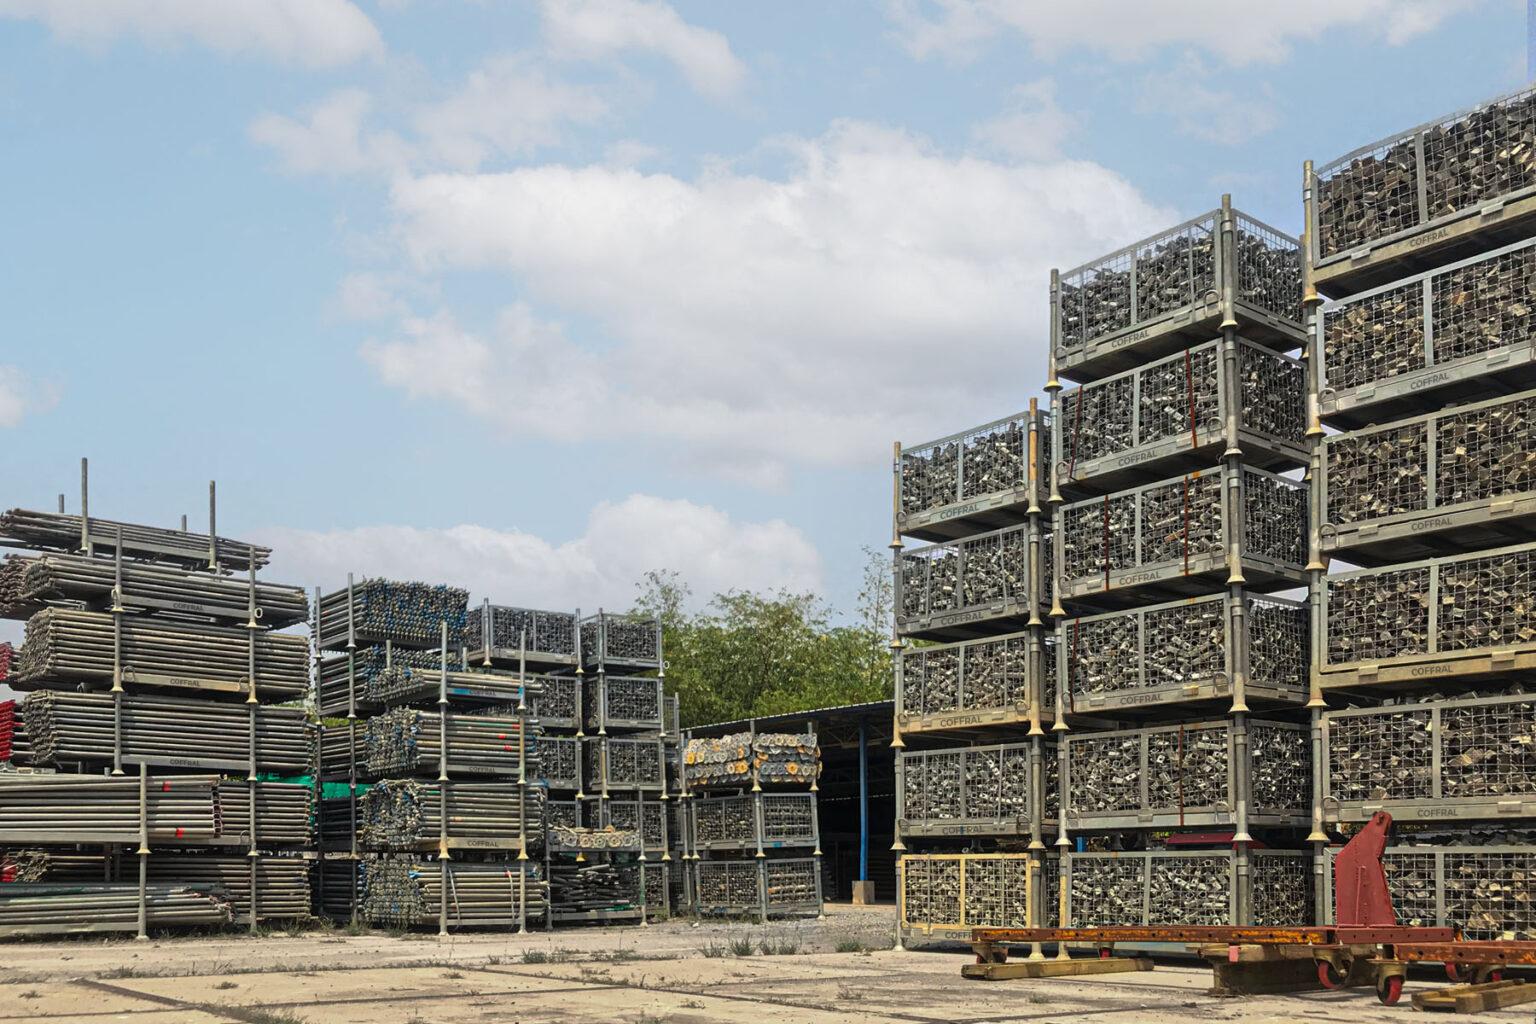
[214,981,239,990]
[729,936,754,957]
[834,939,864,953]
[522,950,550,964]
[835,983,863,1003]
[699,940,728,958]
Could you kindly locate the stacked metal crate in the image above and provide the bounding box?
[1305,85,1536,938]
[313,580,546,932]
[0,464,314,937]
[1046,198,1315,929]
[541,611,673,925]
[680,726,823,921]
[890,405,1058,946]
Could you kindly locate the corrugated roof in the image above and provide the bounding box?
[688,699,892,736]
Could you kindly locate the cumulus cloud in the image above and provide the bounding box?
[258,494,824,611]
[542,0,747,98]
[0,365,58,428]
[248,89,410,177]
[371,120,1171,483]
[1138,56,1279,145]
[889,0,1481,64]
[0,0,383,68]
[971,79,1072,161]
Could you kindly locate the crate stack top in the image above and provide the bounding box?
[0,464,315,938]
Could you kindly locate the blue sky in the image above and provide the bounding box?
[0,0,1525,629]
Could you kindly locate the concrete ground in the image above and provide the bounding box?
[1,904,1528,1023]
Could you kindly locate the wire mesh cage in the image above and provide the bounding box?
[601,798,668,852]
[583,737,665,792]
[1058,593,1307,714]
[1056,338,1305,494]
[897,522,1048,639]
[898,740,1049,837]
[1321,541,1536,686]
[1317,235,1536,424]
[900,853,1051,936]
[1325,844,1536,940]
[1063,719,1309,829]
[579,612,661,671]
[692,857,821,916]
[582,675,664,733]
[1065,850,1310,927]
[1053,207,1302,381]
[465,603,577,667]
[899,409,1049,540]
[896,629,1045,732]
[316,580,469,652]
[1312,85,1536,285]
[690,793,817,850]
[1057,466,1308,605]
[1323,691,1536,821]
[538,736,581,791]
[532,676,579,730]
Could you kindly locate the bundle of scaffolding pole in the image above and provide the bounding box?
[0,774,219,843]
[0,508,270,572]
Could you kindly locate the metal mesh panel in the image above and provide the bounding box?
[1065,613,1140,701]
[1141,473,1222,567]
[693,795,750,844]
[961,417,1029,501]
[696,860,758,907]
[1317,135,1419,257]
[1145,726,1227,812]
[1323,282,1424,392]
[1139,346,1221,450]
[1432,245,1536,365]
[923,751,962,820]
[536,677,579,722]
[1061,494,1136,582]
[1383,852,1440,929]
[1250,723,1311,815]
[1244,472,1307,566]
[1327,566,1431,666]
[899,557,927,621]
[764,860,817,908]
[1443,699,1536,798]
[593,676,660,724]
[1422,89,1536,221]
[1240,345,1306,443]
[546,800,579,831]
[964,633,1028,711]
[581,616,658,664]
[1069,857,1143,926]
[1251,855,1311,926]
[1440,548,1536,652]
[607,800,665,848]
[762,793,815,842]
[466,605,576,657]
[1060,251,1133,351]
[901,645,958,716]
[1149,855,1228,925]
[1329,708,1433,802]
[906,857,961,926]
[1249,597,1308,692]
[540,737,580,790]
[1136,219,1217,321]
[1068,735,1141,813]
[1444,851,1536,939]
[1438,393,1536,506]
[1327,422,1428,526]
[900,441,960,517]
[1235,216,1303,324]
[1060,377,1134,468]
[962,858,1032,928]
[1143,601,1225,690]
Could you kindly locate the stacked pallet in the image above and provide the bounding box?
[1307,86,1536,937]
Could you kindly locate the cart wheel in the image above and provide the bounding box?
[1488,969,1504,983]
[1446,962,1467,982]
[1376,974,1403,1006]
[1099,947,1112,960]
[1317,961,1344,990]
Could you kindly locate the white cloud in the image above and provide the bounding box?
[375,120,1171,484]
[542,0,747,98]
[249,89,410,177]
[0,0,383,68]
[889,0,1481,64]
[0,366,57,428]
[258,494,824,612]
[971,79,1071,160]
[1138,56,1279,145]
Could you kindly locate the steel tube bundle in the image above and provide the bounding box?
[0,774,219,843]
[0,883,232,936]
[22,691,312,771]
[13,609,309,699]
[214,782,314,846]
[145,855,311,922]
[548,859,635,916]
[364,708,537,777]
[357,780,543,848]
[358,858,545,929]
[1,850,108,883]
[316,580,468,651]
[684,732,821,788]
[318,723,361,778]
[2,553,308,628]
[0,508,271,572]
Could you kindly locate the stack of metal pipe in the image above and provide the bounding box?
[548,859,634,915]
[0,883,233,935]
[316,579,469,650]
[144,855,311,922]
[1,850,109,883]
[2,553,309,628]
[12,609,309,699]
[357,858,545,929]
[357,779,543,848]
[0,774,219,843]
[22,691,312,771]
[0,509,270,571]
[215,782,314,846]
[363,708,537,777]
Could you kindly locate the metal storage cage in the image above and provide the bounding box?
[464,602,578,671]
[897,408,1049,543]
[899,852,1048,940]
[315,579,469,652]
[1062,719,1310,830]
[1055,338,1306,496]
[1323,844,1536,940]
[1056,466,1308,607]
[582,736,666,793]
[1308,83,1536,296]
[895,629,1049,735]
[599,798,669,854]
[1322,691,1536,822]
[583,675,664,733]
[1051,205,1304,383]
[545,799,580,832]
[531,676,579,731]
[579,612,662,672]
[1319,541,1536,688]
[1065,850,1310,927]
[897,741,1051,838]
[691,857,822,918]
[1320,387,1536,562]
[537,736,581,792]
[689,792,817,851]
[1058,593,1308,715]
[897,521,1050,640]
[1315,235,1536,426]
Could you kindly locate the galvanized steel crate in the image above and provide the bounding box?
[538,736,581,792]
[545,798,580,831]
[531,676,579,731]
[1052,207,1303,383]
[583,675,664,733]
[597,797,669,853]
[582,736,666,793]
[690,792,818,851]
[895,629,1052,735]
[1066,850,1310,927]
[897,521,1050,640]
[1055,338,1305,496]
[1310,84,1536,296]
[1058,593,1307,715]
[692,857,822,917]
[1323,692,1536,822]
[897,740,1052,839]
[1056,466,1307,607]
[1063,719,1309,831]
[465,603,578,670]
[1321,387,1536,562]
[897,408,1049,542]
[1320,542,1536,688]
[899,852,1049,939]
[1324,844,1536,940]
[579,612,662,672]
[1316,235,1536,426]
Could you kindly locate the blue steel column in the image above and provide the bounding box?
[858,716,869,887]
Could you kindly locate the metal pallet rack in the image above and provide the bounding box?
[896,740,1055,839]
[893,629,1054,737]
[1063,850,1312,928]
[899,852,1060,946]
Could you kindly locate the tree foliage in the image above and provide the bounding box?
[630,549,893,728]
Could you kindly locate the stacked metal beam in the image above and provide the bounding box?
[1303,86,1536,934]
[893,402,1055,947]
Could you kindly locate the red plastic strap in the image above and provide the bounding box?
[1101,496,1111,592]
[1184,348,1199,451]
[0,700,13,762]
[1183,475,1192,576]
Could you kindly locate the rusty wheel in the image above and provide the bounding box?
[1376,974,1403,1006]
[1317,960,1344,990]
